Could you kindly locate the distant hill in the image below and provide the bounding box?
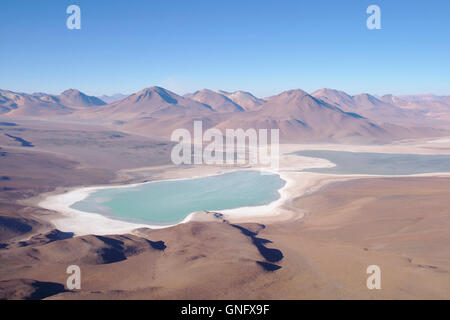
[215,89,394,143]
[119,88,438,143]
[0,89,106,117]
[98,94,128,104]
[217,90,266,110]
[384,94,450,123]
[0,90,74,116]
[57,89,106,108]
[84,86,215,121]
[185,89,245,113]
[311,88,439,126]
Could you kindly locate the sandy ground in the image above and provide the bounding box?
[2,176,449,300]
[2,118,450,299]
[35,136,450,236]
[266,177,450,299]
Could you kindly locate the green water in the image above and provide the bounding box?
[296,150,450,175]
[71,170,285,225]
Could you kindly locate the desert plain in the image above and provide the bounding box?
[0,88,450,300]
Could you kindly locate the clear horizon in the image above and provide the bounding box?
[2,86,449,100]
[1,0,449,97]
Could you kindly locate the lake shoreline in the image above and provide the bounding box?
[37,139,450,236]
[38,168,288,235]
[37,153,336,236]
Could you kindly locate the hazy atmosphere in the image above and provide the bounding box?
[1,0,449,306]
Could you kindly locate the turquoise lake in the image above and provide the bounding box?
[71,170,285,225]
[296,150,450,175]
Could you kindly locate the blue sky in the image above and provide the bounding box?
[1,0,449,97]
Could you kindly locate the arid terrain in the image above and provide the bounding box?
[1,87,450,300]
[2,173,449,299]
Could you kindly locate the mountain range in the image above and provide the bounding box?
[0,86,448,143]
[311,88,448,126]
[0,89,105,117]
